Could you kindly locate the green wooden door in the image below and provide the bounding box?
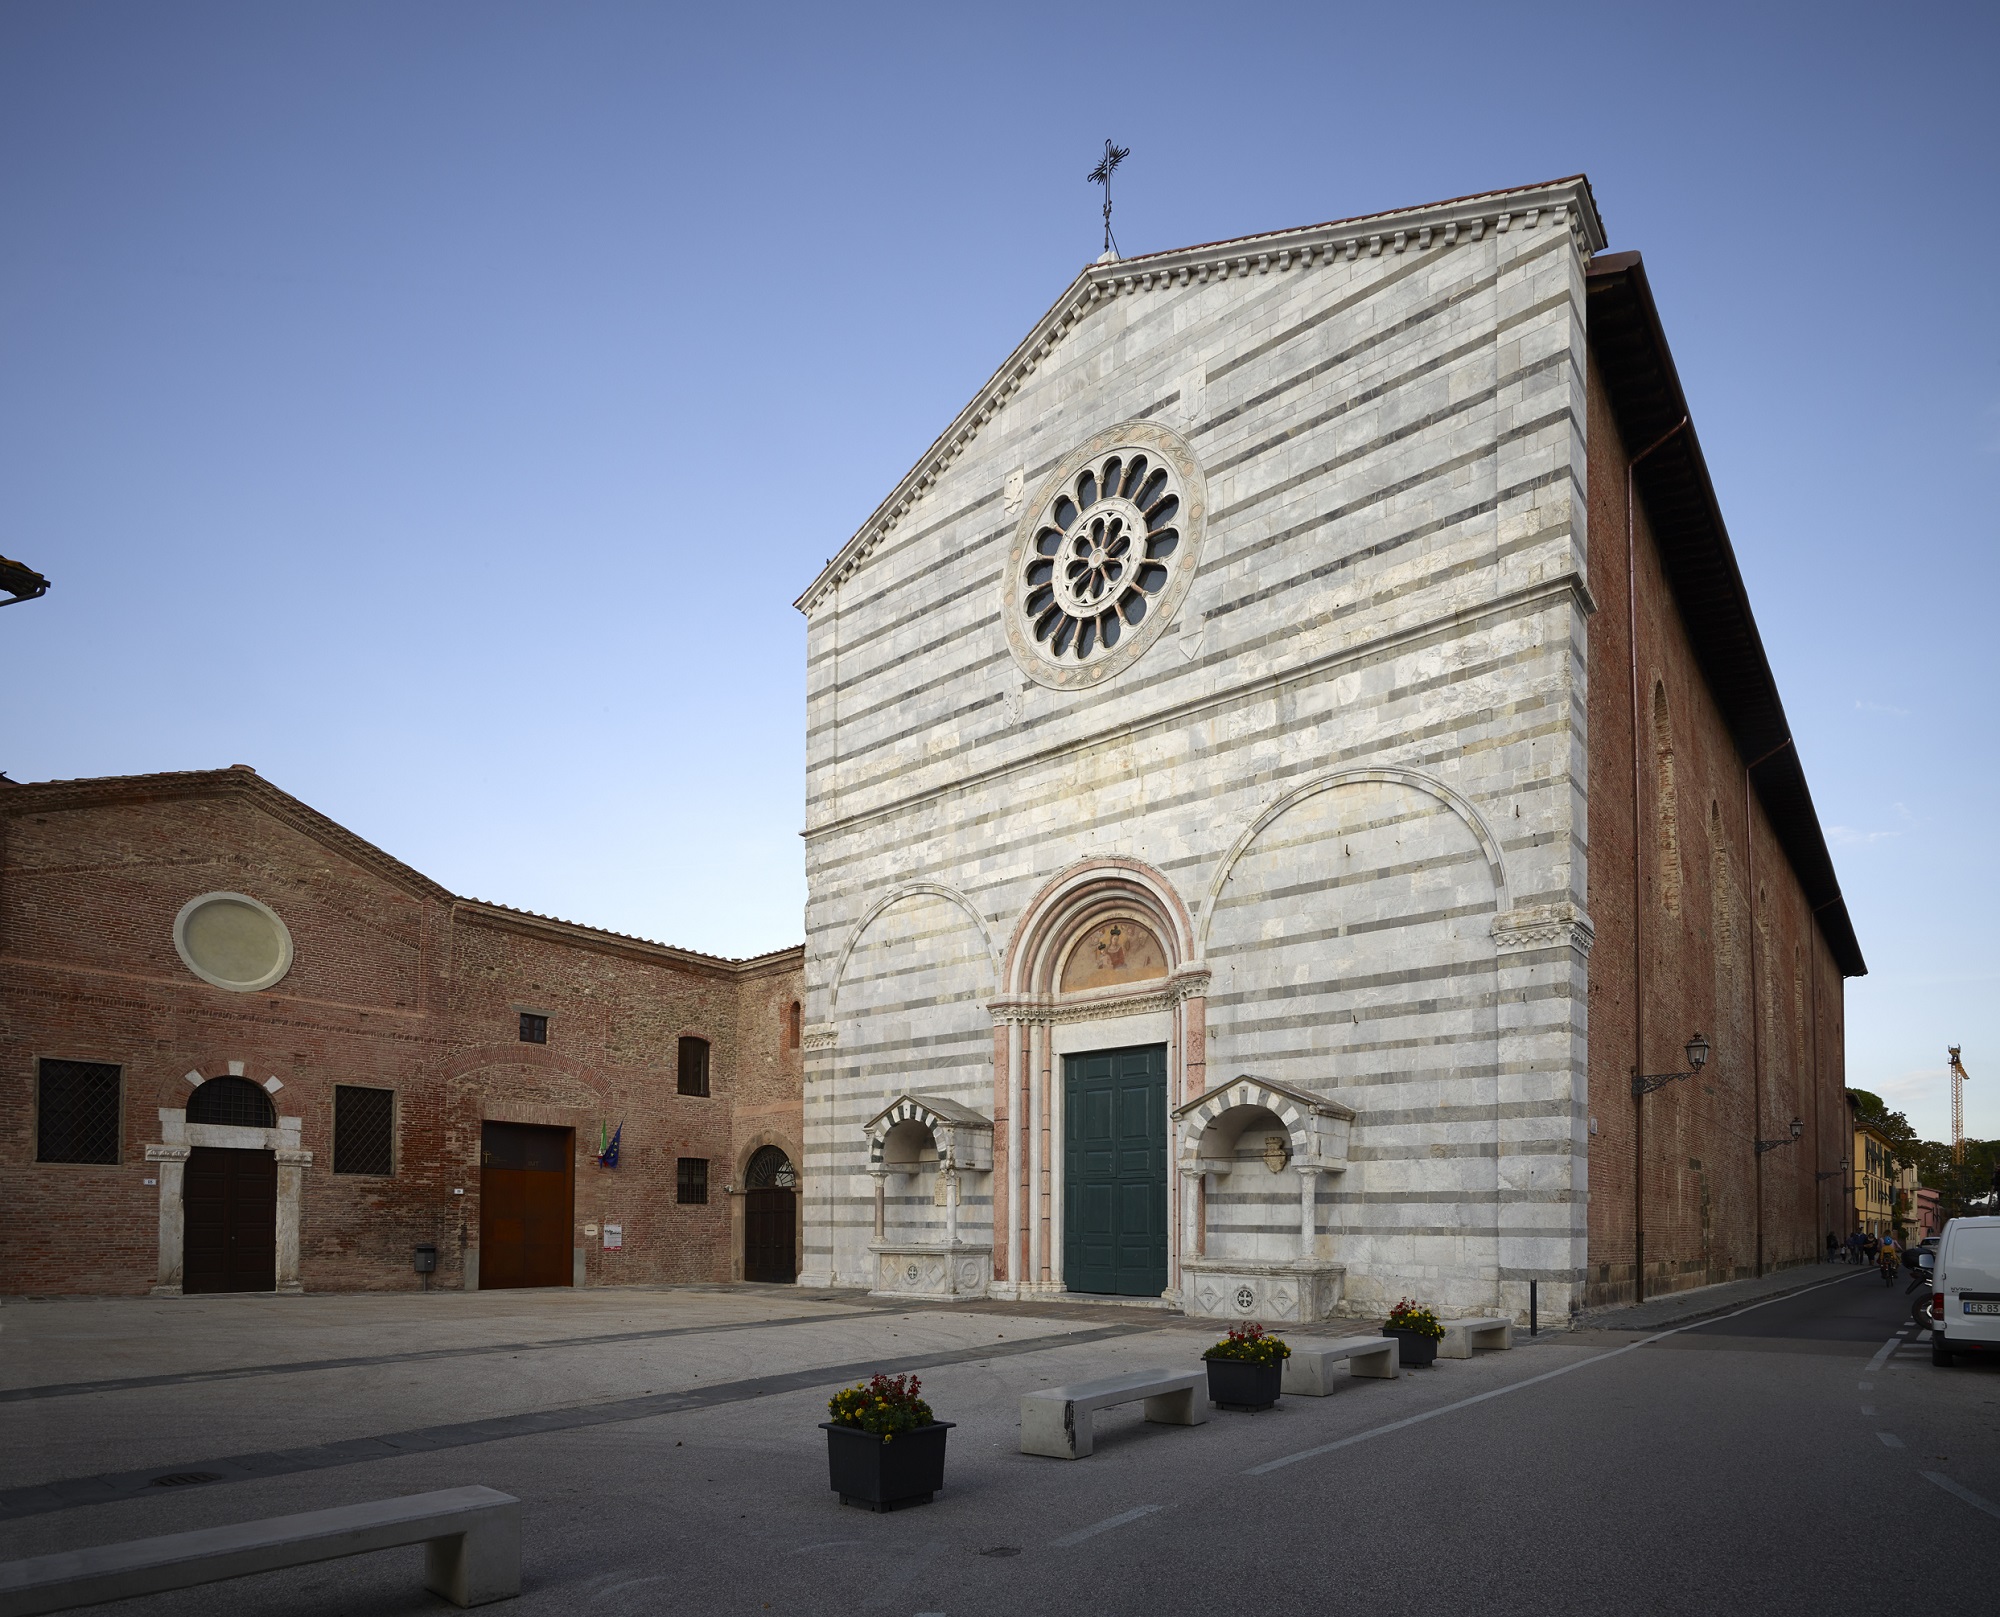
[1064,1044,1168,1296]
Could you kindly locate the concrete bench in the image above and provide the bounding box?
[1280,1334,1400,1395]
[0,1485,519,1616]
[1020,1368,1207,1459]
[1439,1316,1514,1359]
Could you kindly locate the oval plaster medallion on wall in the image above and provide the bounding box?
[1001,420,1206,690]
[173,891,295,992]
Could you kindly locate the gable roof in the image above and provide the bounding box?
[793,176,1606,615]
[1586,252,1865,978]
[0,766,802,973]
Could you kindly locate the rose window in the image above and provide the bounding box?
[1021,451,1182,663]
[1002,423,1205,689]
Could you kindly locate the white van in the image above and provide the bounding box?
[1930,1216,2000,1366]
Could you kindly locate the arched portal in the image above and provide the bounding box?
[157,1070,308,1297]
[990,859,1207,1303]
[743,1145,798,1283]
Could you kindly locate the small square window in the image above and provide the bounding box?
[677,1036,710,1097]
[676,1157,709,1205]
[37,1060,121,1164]
[519,1013,548,1044]
[333,1085,395,1176]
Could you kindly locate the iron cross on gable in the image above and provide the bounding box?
[1087,139,1129,259]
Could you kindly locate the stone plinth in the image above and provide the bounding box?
[1181,1258,1345,1324]
[868,1242,993,1302]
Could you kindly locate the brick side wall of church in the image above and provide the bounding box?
[0,781,803,1297]
[1582,354,1848,1308]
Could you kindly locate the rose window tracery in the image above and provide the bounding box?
[1002,423,1205,689]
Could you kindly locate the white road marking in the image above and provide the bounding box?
[1924,1471,2000,1521]
[1857,1381,1873,1391]
[1864,1335,1903,1373]
[1860,1405,1875,1415]
[1249,1269,1869,1477]
[1877,1432,1905,1448]
[790,1540,864,1555]
[1051,1504,1165,1547]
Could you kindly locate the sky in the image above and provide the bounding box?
[2,2,1994,1143]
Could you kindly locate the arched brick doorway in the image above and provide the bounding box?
[743,1145,798,1283]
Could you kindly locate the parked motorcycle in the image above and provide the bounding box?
[1907,1249,1936,1329]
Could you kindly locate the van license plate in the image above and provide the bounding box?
[1966,1302,2000,1315]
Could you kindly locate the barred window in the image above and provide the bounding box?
[677,1036,710,1097]
[519,1013,548,1044]
[333,1085,395,1175]
[676,1157,709,1205]
[37,1060,121,1164]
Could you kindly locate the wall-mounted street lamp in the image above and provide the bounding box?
[1631,1031,1710,1098]
[1756,1116,1805,1156]
[1816,1155,1849,1183]
[0,554,51,609]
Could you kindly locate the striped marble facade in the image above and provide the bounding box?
[798,178,1603,1323]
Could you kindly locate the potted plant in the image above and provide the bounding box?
[1382,1298,1444,1367]
[1201,1322,1291,1411]
[820,1373,954,1511]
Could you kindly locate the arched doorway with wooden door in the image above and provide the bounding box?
[182,1077,279,1294]
[743,1145,798,1283]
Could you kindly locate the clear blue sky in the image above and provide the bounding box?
[3,2,1994,1142]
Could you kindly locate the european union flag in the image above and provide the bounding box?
[597,1122,622,1169]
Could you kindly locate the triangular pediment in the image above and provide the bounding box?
[793,177,1603,617]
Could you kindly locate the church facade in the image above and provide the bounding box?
[796,176,1864,1322]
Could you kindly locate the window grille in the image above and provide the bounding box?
[677,1036,710,1097]
[186,1076,276,1128]
[333,1085,395,1175]
[676,1157,709,1204]
[519,1013,548,1044]
[36,1059,121,1163]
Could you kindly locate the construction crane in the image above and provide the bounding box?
[1949,1046,1971,1165]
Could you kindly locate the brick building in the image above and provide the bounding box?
[795,175,1863,1323]
[1,766,804,1297]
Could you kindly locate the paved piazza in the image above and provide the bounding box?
[3,1274,1998,1615]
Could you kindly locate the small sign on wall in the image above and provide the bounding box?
[602,1224,623,1251]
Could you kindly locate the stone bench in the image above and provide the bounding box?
[1280,1334,1400,1395]
[1020,1368,1207,1459]
[1439,1316,1514,1359]
[0,1485,520,1616]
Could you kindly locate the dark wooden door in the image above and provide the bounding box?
[1064,1044,1168,1296]
[745,1188,796,1282]
[479,1122,574,1289]
[183,1146,277,1294]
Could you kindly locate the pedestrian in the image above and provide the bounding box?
[1826,1231,1838,1263]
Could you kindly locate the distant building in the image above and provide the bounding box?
[1847,1098,1907,1238]
[1912,1184,1941,1241]
[1,767,803,1296]
[797,175,1864,1323]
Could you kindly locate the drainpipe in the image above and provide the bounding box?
[1746,736,1792,1277]
[1627,417,1685,1305]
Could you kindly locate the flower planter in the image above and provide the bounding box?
[820,1420,954,1511]
[1383,1325,1438,1368]
[1203,1356,1283,1411]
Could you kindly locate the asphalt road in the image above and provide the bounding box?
[4,1273,1995,1616]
